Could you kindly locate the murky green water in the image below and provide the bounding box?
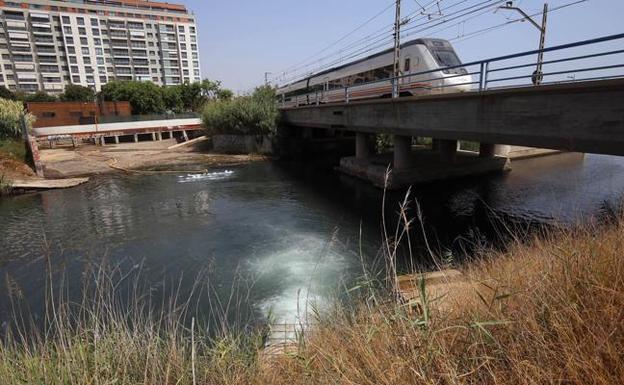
[1,153,623,326]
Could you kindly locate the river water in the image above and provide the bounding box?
[1,153,624,326]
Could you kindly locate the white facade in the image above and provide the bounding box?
[0,0,201,93]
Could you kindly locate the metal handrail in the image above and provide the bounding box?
[281,32,624,107]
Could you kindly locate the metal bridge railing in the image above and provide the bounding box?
[281,33,624,108]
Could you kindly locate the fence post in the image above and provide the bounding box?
[21,115,44,178]
[478,62,485,91]
[483,61,490,90]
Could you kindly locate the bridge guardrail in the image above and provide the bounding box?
[282,32,624,107]
[97,112,200,124]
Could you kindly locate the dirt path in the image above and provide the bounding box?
[39,139,266,178]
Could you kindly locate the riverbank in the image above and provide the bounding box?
[40,138,267,178]
[0,138,267,184]
[0,214,621,384]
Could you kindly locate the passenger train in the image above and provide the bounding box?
[277,38,472,107]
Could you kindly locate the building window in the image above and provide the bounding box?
[78,27,86,35]
[80,37,88,45]
[41,112,56,118]
[77,17,85,26]
[81,47,89,55]
[64,26,72,34]
[91,18,99,26]
[62,16,70,24]
[72,75,80,83]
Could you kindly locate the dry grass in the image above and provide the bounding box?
[264,218,624,385]
[1,216,623,384]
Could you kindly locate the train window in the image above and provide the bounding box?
[404,58,411,72]
[432,50,461,68]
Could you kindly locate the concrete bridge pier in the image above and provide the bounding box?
[356,132,371,160]
[133,134,139,143]
[437,139,458,163]
[393,135,413,170]
[479,143,511,158]
[114,136,119,144]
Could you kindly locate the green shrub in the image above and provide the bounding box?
[0,98,34,140]
[60,84,95,102]
[0,86,16,100]
[100,81,165,114]
[22,91,58,103]
[202,86,279,136]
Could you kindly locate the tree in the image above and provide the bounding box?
[216,88,234,101]
[22,91,57,103]
[162,86,183,113]
[100,81,165,115]
[61,84,95,102]
[179,82,203,111]
[0,86,15,101]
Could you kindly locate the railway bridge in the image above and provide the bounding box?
[279,34,624,188]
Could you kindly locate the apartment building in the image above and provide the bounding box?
[0,0,201,94]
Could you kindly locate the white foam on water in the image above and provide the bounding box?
[178,170,234,183]
[247,231,349,324]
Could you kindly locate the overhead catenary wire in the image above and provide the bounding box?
[279,0,505,85]
[449,0,588,43]
[273,0,449,83]
[274,0,584,86]
[275,0,468,83]
[277,0,397,76]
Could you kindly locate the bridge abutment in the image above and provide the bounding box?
[356,132,371,160]
[393,135,412,170]
[479,143,511,158]
[437,139,458,163]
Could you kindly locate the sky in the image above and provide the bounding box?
[185,0,624,93]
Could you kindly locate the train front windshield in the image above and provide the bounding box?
[431,49,466,75]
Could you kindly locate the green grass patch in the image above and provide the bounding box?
[0,138,26,162]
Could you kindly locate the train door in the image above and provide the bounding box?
[400,55,412,94]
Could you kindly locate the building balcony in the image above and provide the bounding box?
[33,37,55,44]
[32,29,53,36]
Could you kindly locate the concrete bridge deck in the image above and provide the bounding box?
[281,79,624,156]
[32,117,203,147]
[32,117,203,139]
